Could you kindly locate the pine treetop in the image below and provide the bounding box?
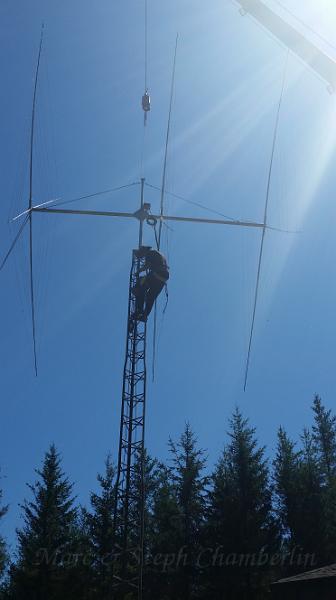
[312,395,336,482]
[17,444,77,561]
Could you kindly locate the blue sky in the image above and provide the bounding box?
[1,0,336,550]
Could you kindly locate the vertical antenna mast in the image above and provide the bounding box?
[158,34,178,249]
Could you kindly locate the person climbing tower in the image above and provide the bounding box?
[133,246,169,321]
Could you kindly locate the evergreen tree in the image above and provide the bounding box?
[273,427,301,546]
[311,396,336,563]
[0,473,8,587]
[9,444,77,600]
[167,423,208,600]
[273,404,336,570]
[131,450,160,551]
[131,450,161,599]
[206,408,279,600]
[145,463,180,599]
[295,428,325,564]
[84,455,115,599]
[312,395,336,484]
[96,450,160,600]
[66,510,95,600]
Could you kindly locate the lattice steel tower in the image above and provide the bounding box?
[112,178,149,599]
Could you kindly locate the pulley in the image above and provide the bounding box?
[142,90,150,112]
[146,216,157,227]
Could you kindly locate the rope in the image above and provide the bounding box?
[140,121,147,177]
[243,50,289,391]
[152,284,169,382]
[140,1,149,171]
[144,0,148,91]
[144,216,169,381]
[163,283,169,314]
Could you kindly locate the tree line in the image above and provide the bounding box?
[1,395,336,599]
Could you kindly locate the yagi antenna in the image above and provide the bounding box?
[1,20,290,596]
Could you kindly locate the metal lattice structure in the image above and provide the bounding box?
[112,248,147,598]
